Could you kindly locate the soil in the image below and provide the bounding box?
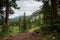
[0,31,41,40]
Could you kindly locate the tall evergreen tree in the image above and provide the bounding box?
[0,0,20,32]
[28,17,31,29]
[0,8,6,32]
[19,17,21,31]
[5,0,20,32]
[22,12,27,32]
[42,1,51,27]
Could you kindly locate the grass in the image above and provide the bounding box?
[31,26,41,31]
[10,27,20,34]
[0,26,41,37]
[0,26,20,37]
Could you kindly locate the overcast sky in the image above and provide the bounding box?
[9,0,43,18]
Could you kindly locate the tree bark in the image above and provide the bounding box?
[51,0,58,19]
[51,0,58,27]
[6,0,9,32]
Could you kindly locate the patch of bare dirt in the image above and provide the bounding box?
[0,31,41,40]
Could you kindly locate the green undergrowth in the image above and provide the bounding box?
[0,26,41,37]
[31,26,41,32]
[0,27,21,37]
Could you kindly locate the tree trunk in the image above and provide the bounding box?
[6,0,9,32]
[19,17,21,31]
[51,0,58,19]
[51,0,58,27]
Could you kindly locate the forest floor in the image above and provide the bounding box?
[0,30,42,40]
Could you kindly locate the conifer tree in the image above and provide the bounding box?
[22,12,27,32]
[28,17,31,29]
[19,17,21,31]
[0,0,20,32]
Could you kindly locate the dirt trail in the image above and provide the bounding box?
[0,30,40,40]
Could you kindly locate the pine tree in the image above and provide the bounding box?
[42,1,51,27]
[0,8,6,32]
[5,0,20,32]
[19,17,21,31]
[0,0,20,32]
[22,12,27,32]
[28,17,31,29]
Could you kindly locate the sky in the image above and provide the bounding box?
[9,0,43,18]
